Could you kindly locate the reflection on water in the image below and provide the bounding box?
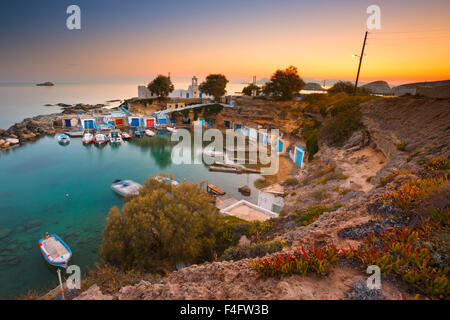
[0,134,260,299]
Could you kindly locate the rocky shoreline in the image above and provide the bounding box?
[0,103,107,151]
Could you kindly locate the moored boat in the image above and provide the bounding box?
[57,134,70,144]
[122,132,132,140]
[111,179,142,196]
[145,129,155,137]
[94,133,107,145]
[166,127,177,133]
[39,233,72,268]
[109,130,122,143]
[82,132,94,144]
[154,175,179,186]
[134,130,143,138]
[207,184,226,195]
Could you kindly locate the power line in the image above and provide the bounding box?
[369,27,450,34]
[368,35,450,41]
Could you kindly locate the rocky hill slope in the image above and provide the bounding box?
[76,95,449,300]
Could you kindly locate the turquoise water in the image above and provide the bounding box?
[0,135,260,299]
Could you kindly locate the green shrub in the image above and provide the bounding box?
[221,241,285,261]
[291,205,336,226]
[82,264,157,295]
[320,97,368,146]
[303,119,321,161]
[425,157,450,171]
[254,178,271,189]
[312,189,328,201]
[99,178,222,271]
[214,215,253,254]
[306,134,319,161]
[396,142,406,151]
[284,177,299,186]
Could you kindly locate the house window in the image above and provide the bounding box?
[272,204,281,213]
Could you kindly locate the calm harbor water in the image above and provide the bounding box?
[0,82,255,299]
[0,135,260,299]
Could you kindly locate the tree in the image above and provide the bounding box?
[147,75,174,100]
[99,177,222,271]
[262,66,305,100]
[328,81,371,95]
[199,74,228,101]
[242,83,261,96]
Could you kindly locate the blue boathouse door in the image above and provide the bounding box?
[85,120,94,129]
[65,119,71,127]
[278,140,284,153]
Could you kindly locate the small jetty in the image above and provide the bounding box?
[208,162,261,174]
[207,184,226,195]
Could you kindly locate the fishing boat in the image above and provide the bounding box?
[111,179,142,196]
[134,130,143,138]
[154,175,179,186]
[166,127,177,133]
[57,134,70,144]
[94,133,107,145]
[122,132,132,140]
[145,129,155,137]
[82,132,94,144]
[39,233,72,268]
[207,184,226,195]
[109,130,122,144]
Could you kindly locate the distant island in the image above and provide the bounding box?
[36,82,54,86]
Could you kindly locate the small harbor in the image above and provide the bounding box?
[0,134,262,299]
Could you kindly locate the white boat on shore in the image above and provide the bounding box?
[145,129,155,137]
[154,175,179,186]
[111,179,142,197]
[94,133,107,145]
[82,132,94,144]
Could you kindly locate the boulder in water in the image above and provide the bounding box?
[0,229,12,240]
[26,219,42,230]
[238,185,251,196]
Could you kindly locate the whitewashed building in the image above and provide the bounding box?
[138,76,211,99]
[258,184,285,214]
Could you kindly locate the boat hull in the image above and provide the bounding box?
[39,234,72,268]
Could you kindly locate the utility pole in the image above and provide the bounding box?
[354,31,368,94]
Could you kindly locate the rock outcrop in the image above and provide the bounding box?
[361,81,391,95]
[391,79,450,96]
[51,95,450,300]
[74,285,113,300]
[304,82,325,91]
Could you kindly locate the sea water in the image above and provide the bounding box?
[0,134,260,299]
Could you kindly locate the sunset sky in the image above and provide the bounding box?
[1,0,449,85]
